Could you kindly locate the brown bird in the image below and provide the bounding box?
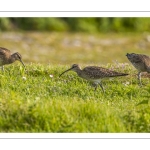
[0,47,25,71]
[126,53,150,86]
[59,64,128,92]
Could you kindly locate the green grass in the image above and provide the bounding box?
[0,63,150,132]
[0,32,150,132]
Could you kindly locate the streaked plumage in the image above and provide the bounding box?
[126,53,150,85]
[59,64,128,92]
[0,47,25,71]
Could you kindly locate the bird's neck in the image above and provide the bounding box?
[74,68,82,76]
[8,56,16,64]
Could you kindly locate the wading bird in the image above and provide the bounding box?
[0,47,25,71]
[126,53,150,86]
[59,64,128,92]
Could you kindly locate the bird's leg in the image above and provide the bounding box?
[2,66,4,72]
[138,72,142,86]
[1,66,4,72]
[92,83,98,91]
[99,82,105,93]
[94,86,97,91]
[92,82,105,93]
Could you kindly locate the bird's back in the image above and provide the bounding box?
[80,66,128,80]
[126,53,150,72]
[0,47,11,56]
[0,47,11,65]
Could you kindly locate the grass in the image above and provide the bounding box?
[0,63,150,132]
[0,32,150,132]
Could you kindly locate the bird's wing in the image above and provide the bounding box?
[83,66,127,79]
[131,54,150,69]
[141,54,150,68]
[129,54,150,64]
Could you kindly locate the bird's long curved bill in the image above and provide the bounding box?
[59,68,72,77]
[20,59,25,68]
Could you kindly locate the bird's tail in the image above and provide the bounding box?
[117,73,128,77]
[109,72,129,77]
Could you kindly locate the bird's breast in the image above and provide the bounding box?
[132,62,147,71]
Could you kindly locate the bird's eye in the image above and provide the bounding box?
[17,54,21,59]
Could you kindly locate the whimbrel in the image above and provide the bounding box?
[0,47,25,71]
[126,53,150,86]
[59,64,128,92]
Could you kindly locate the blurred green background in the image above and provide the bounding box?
[1,17,150,65]
[1,17,150,32]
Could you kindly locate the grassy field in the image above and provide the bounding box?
[1,31,150,65]
[0,32,150,132]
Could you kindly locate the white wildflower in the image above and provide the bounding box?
[49,74,53,78]
[109,78,114,81]
[22,76,27,80]
[123,81,130,86]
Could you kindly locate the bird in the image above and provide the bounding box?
[0,47,25,71]
[59,64,128,92]
[126,53,150,86]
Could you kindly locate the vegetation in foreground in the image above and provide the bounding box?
[0,63,150,132]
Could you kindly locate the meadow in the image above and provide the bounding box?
[0,32,150,132]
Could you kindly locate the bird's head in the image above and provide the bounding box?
[126,53,137,59]
[12,52,25,67]
[59,64,80,77]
